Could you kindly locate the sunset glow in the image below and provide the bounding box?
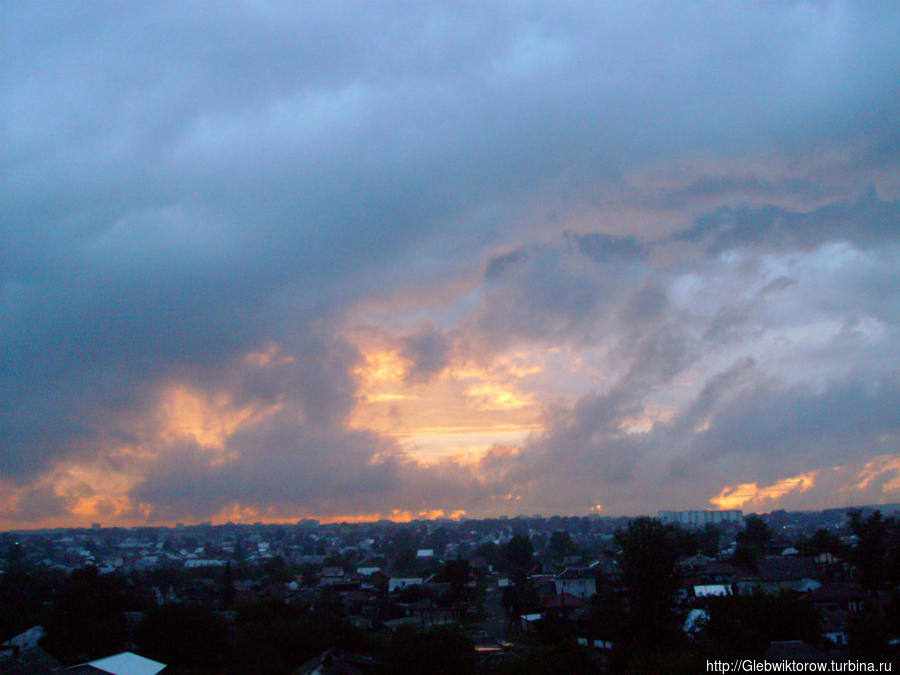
[709,471,818,511]
[2,3,899,529]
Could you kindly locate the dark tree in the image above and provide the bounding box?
[587,580,626,644]
[732,515,772,570]
[848,509,892,592]
[230,598,370,674]
[0,541,31,638]
[670,526,700,558]
[548,531,577,558]
[615,517,682,651]
[426,526,450,557]
[384,624,474,675]
[806,528,841,556]
[505,535,534,575]
[731,544,758,572]
[736,515,772,553]
[221,560,235,607]
[501,579,539,618]
[535,613,574,644]
[702,590,821,658]
[41,566,131,665]
[233,538,247,562]
[474,541,501,568]
[847,610,890,658]
[698,524,722,557]
[497,641,602,675]
[135,604,228,670]
[0,541,63,641]
[441,558,471,597]
[387,529,418,573]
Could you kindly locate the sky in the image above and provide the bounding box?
[2,1,900,529]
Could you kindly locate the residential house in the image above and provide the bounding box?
[553,568,597,599]
[319,567,347,586]
[756,557,821,593]
[388,577,423,592]
[539,592,586,616]
[808,582,870,613]
[693,584,732,598]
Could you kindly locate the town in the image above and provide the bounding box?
[2,506,900,673]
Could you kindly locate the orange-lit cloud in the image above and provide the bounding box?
[0,461,144,529]
[244,344,297,367]
[159,383,283,463]
[619,405,676,434]
[709,470,817,510]
[348,338,545,465]
[326,509,417,523]
[851,454,900,493]
[464,382,535,410]
[202,504,470,526]
[353,348,412,385]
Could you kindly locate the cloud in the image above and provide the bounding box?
[513,369,900,516]
[401,327,451,383]
[673,188,900,254]
[1,2,899,526]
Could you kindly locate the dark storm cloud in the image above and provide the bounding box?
[674,189,900,254]
[128,419,507,523]
[476,241,619,347]
[2,1,900,523]
[574,233,647,263]
[10,485,73,524]
[401,328,451,383]
[468,189,900,361]
[650,175,833,210]
[129,427,400,522]
[462,198,900,514]
[694,375,900,468]
[517,367,900,515]
[484,248,529,282]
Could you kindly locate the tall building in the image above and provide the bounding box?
[657,510,743,527]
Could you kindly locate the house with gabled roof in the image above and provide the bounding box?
[553,568,597,599]
[756,556,821,593]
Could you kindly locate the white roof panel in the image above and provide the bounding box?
[85,651,166,675]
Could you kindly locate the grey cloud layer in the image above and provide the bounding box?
[2,2,899,523]
[464,196,900,513]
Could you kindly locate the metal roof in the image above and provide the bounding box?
[78,652,166,675]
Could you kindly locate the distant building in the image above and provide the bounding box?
[553,568,597,599]
[756,556,821,593]
[184,559,226,568]
[657,510,743,527]
[320,567,346,585]
[389,577,423,592]
[693,584,732,598]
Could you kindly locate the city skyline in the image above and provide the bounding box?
[2,2,899,529]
